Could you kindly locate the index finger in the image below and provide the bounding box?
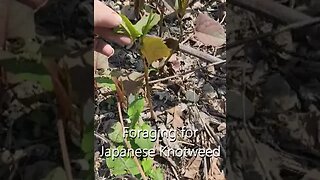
[94,0,122,28]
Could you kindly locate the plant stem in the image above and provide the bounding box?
[143,59,157,120]
[176,0,184,42]
[158,0,164,37]
[179,18,183,42]
[57,119,73,180]
[117,102,148,180]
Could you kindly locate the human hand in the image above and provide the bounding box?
[94,0,131,57]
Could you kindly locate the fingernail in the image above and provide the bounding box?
[107,48,115,58]
[115,13,122,25]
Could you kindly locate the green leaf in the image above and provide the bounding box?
[134,123,154,149]
[0,58,53,91]
[142,157,153,174]
[128,97,144,127]
[0,59,48,74]
[134,12,160,36]
[108,122,124,143]
[120,14,142,40]
[95,77,116,91]
[111,158,127,175]
[106,146,125,169]
[81,128,93,154]
[106,146,140,176]
[124,158,140,175]
[107,157,140,176]
[149,168,164,180]
[15,73,53,91]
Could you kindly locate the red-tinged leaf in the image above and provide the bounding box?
[112,77,128,109]
[195,13,226,47]
[168,54,180,72]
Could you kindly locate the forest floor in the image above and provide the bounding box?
[94,0,226,179]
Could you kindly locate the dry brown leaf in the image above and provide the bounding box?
[184,156,202,179]
[167,105,184,128]
[164,38,179,50]
[168,53,180,72]
[195,13,226,47]
[208,158,225,180]
[217,122,226,133]
[120,72,144,97]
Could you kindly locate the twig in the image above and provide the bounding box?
[146,35,225,64]
[227,17,320,49]
[158,154,179,179]
[203,152,208,180]
[179,44,225,64]
[158,0,165,37]
[43,60,74,180]
[116,101,148,180]
[170,165,180,180]
[160,0,175,13]
[177,0,184,43]
[241,66,273,180]
[230,0,311,24]
[220,11,226,24]
[149,62,224,84]
[94,132,110,145]
[181,33,193,44]
[57,119,74,180]
[195,105,226,159]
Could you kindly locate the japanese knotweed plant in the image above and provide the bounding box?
[96,12,173,180]
[116,12,171,120]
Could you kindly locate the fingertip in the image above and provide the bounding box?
[94,28,132,47]
[121,36,132,45]
[94,0,122,28]
[94,40,114,58]
[116,13,123,26]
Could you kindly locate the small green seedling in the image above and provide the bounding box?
[116,12,161,41]
[106,96,164,179]
[105,11,174,179]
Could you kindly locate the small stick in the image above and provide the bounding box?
[227,17,320,49]
[146,35,225,64]
[179,44,225,64]
[230,0,311,24]
[160,0,175,13]
[94,132,110,145]
[170,165,180,180]
[149,62,224,85]
[57,119,74,180]
[203,153,208,180]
